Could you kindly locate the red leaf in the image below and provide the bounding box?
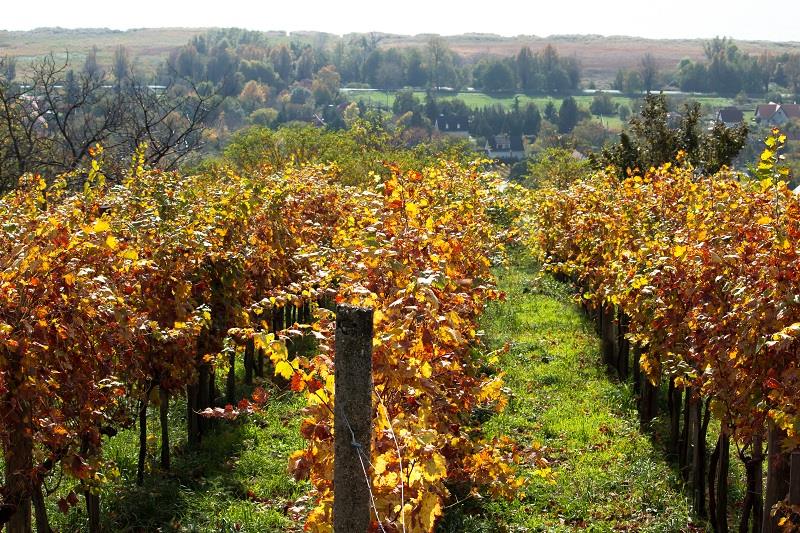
[306,378,323,393]
[251,387,269,405]
[290,372,306,392]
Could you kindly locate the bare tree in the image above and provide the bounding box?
[0,53,218,192]
[119,73,216,170]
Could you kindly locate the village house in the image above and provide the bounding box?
[485,133,525,160]
[434,114,470,138]
[715,106,744,126]
[755,103,800,126]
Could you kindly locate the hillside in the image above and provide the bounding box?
[3,27,800,84]
[0,27,206,72]
[384,33,800,84]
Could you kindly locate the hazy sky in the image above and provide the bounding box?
[3,0,799,42]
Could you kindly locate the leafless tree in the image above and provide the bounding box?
[0,53,218,192]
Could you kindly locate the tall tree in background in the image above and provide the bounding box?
[784,53,800,97]
[426,37,458,90]
[516,46,535,92]
[270,45,293,82]
[557,96,579,133]
[640,53,659,93]
[544,100,558,123]
[112,46,131,86]
[2,56,16,82]
[83,46,101,79]
[406,48,428,87]
[481,60,515,92]
[311,65,341,107]
[596,93,748,175]
[239,80,270,113]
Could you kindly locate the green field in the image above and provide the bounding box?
[342,89,753,133]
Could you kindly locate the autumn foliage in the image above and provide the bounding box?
[276,163,524,531]
[528,131,800,526]
[0,148,527,532]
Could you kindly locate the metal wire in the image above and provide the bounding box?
[342,411,387,533]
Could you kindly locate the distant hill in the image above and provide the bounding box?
[0,27,206,73]
[379,33,800,84]
[2,27,800,84]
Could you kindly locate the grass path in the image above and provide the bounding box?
[46,252,696,532]
[446,253,695,532]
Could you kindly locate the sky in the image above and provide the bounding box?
[2,0,799,42]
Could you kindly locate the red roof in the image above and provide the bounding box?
[782,104,800,119]
[756,104,779,118]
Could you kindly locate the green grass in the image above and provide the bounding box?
[438,251,695,531]
[343,89,750,135]
[47,373,308,533]
[344,89,632,114]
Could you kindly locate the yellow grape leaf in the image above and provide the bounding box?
[253,332,274,351]
[425,216,435,232]
[672,245,687,258]
[478,377,504,403]
[105,235,119,250]
[405,202,420,219]
[420,361,433,379]
[274,360,294,380]
[269,340,288,363]
[121,249,138,260]
[92,219,110,233]
[373,453,390,476]
[305,504,333,533]
[418,492,443,531]
[63,273,76,286]
[757,216,773,225]
[308,387,330,406]
[422,452,447,482]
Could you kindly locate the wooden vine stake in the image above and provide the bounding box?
[333,304,374,533]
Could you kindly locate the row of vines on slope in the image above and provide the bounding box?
[528,131,800,532]
[0,146,529,532]
[279,163,527,531]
